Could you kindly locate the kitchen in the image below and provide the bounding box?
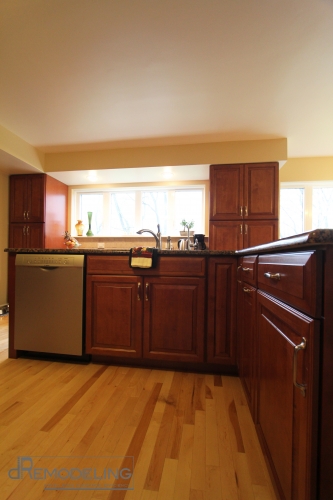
[1,1,333,499]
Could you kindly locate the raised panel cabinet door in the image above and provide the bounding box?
[257,291,319,500]
[238,283,257,421]
[209,220,244,250]
[9,223,26,248]
[243,220,278,249]
[27,224,45,248]
[26,174,45,222]
[207,258,237,366]
[210,164,244,220]
[143,276,205,363]
[86,275,143,357]
[9,176,27,222]
[244,163,279,219]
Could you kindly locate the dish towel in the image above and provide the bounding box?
[129,247,158,269]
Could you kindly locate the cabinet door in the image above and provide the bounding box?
[209,220,243,250]
[9,174,45,222]
[27,224,45,248]
[243,220,278,249]
[9,176,27,222]
[238,283,257,420]
[207,258,237,366]
[210,164,244,220]
[143,277,205,363]
[86,275,143,357]
[244,163,278,219]
[257,291,319,500]
[26,175,45,222]
[9,223,45,248]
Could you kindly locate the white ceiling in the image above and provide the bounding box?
[1,0,333,182]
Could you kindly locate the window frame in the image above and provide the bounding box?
[70,181,208,237]
[280,180,333,235]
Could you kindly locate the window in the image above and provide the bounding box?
[280,182,333,238]
[72,185,206,236]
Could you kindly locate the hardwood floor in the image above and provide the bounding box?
[0,352,278,499]
[0,314,8,361]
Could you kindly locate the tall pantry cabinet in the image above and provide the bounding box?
[209,162,279,250]
[9,174,68,249]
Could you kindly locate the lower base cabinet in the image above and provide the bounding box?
[86,275,143,357]
[143,276,205,363]
[257,291,319,500]
[238,281,257,420]
[85,256,206,364]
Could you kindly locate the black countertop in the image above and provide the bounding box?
[4,229,333,256]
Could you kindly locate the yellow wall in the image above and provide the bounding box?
[44,138,287,172]
[0,173,9,304]
[280,157,333,182]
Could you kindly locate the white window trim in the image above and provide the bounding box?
[70,182,208,237]
[280,181,333,232]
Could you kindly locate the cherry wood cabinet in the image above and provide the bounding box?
[143,276,205,363]
[86,255,206,364]
[86,275,143,357]
[8,222,45,249]
[9,174,68,249]
[207,257,237,366]
[209,162,279,250]
[210,162,279,221]
[209,219,278,251]
[9,174,45,223]
[237,255,258,421]
[257,291,319,500]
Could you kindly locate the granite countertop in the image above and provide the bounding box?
[4,229,333,256]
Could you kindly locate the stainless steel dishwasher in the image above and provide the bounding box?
[14,254,85,356]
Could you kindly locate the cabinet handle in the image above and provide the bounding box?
[244,206,248,217]
[244,224,248,235]
[242,267,251,272]
[26,226,29,235]
[26,211,29,220]
[243,287,252,293]
[23,226,26,235]
[23,211,27,220]
[264,272,281,281]
[240,206,243,217]
[137,282,141,301]
[293,337,307,397]
[240,224,243,235]
[145,283,149,301]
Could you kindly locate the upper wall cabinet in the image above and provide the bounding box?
[209,163,279,220]
[9,174,46,223]
[9,174,68,249]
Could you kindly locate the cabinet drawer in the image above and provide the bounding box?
[238,255,257,286]
[258,251,322,317]
[87,255,206,277]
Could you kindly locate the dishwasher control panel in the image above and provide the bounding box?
[15,254,84,267]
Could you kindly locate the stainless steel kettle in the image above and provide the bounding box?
[178,238,189,250]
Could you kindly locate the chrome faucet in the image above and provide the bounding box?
[136,224,162,249]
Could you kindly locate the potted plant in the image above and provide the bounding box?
[180,219,194,236]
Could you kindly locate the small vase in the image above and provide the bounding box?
[75,220,84,236]
[86,212,94,236]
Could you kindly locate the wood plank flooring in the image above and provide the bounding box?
[0,348,278,499]
[0,314,8,353]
